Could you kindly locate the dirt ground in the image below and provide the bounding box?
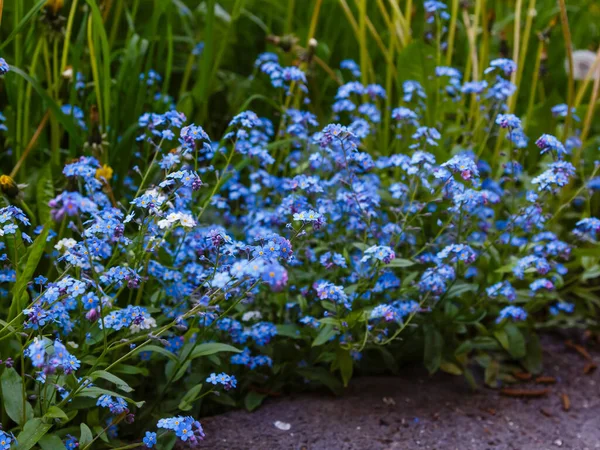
[190,334,600,450]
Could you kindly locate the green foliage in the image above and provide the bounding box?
[0,0,599,448]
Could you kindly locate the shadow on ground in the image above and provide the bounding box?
[190,334,600,450]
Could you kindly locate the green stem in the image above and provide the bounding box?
[445,0,460,65]
[557,0,574,142]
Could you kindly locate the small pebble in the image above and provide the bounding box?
[274,421,291,431]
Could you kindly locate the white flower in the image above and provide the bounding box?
[166,212,182,223]
[242,311,262,322]
[55,238,77,251]
[130,317,157,333]
[157,219,170,229]
[567,50,600,81]
[179,213,196,228]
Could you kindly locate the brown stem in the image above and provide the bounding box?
[10,110,50,178]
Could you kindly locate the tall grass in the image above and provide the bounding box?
[0,0,598,184]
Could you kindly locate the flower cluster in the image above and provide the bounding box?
[0,24,597,448]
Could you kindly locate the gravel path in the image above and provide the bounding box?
[189,334,600,450]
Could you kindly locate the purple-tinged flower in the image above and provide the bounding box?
[496,306,527,323]
[496,113,522,129]
[535,134,567,156]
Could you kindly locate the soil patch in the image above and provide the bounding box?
[191,334,600,450]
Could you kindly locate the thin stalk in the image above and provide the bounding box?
[463,7,479,82]
[314,55,343,84]
[472,0,482,78]
[198,0,215,121]
[580,68,600,145]
[510,0,523,87]
[510,0,536,113]
[87,15,104,131]
[52,39,60,97]
[386,0,408,48]
[383,30,396,153]
[61,0,79,71]
[208,0,246,90]
[179,52,195,99]
[22,39,44,171]
[307,0,323,42]
[557,0,574,140]
[358,0,368,86]
[285,0,295,34]
[338,0,360,36]
[375,0,392,30]
[11,111,50,178]
[478,0,489,79]
[349,0,395,73]
[108,0,123,48]
[525,39,544,128]
[14,0,23,163]
[405,0,413,43]
[445,0,460,65]
[574,48,600,108]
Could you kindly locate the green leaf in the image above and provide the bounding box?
[338,350,353,387]
[112,365,149,376]
[352,243,369,251]
[275,324,301,339]
[522,333,543,375]
[92,426,109,443]
[484,359,500,388]
[7,67,83,145]
[297,368,343,395]
[503,324,526,359]
[0,0,47,49]
[189,343,241,359]
[312,324,338,347]
[244,391,266,412]
[386,258,415,268]
[15,418,52,450]
[178,383,203,411]
[423,325,443,374]
[495,263,515,274]
[440,361,463,375]
[494,329,510,352]
[9,222,51,320]
[43,406,69,422]
[395,40,435,86]
[1,367,33,425]
[84,0,112,128]
[133,344,178,362]
[36,166,55,223]
[79,423,93,447]
[165,360,191,383]
[89,370,133,392]
[75,387,144,408]
[38,434,67,450]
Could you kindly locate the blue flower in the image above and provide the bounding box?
[340,59,361,77]
[176,421,195,441]
[64,435,78,450]
[143,431,157,448]
[497,306,527,323]
[496,113,522,129]
[485,58,517,76]
[0,58,9,75]
[535,134,567,156]
[0,430,14,450]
